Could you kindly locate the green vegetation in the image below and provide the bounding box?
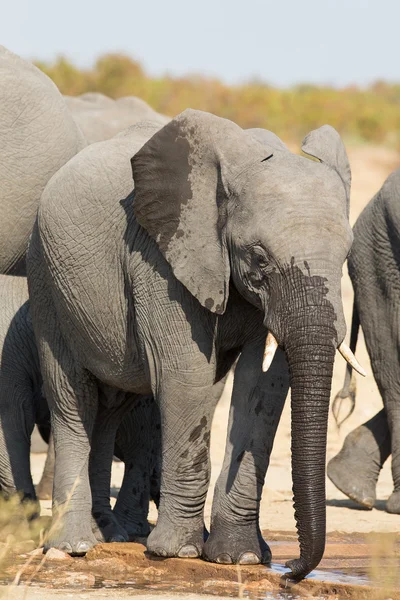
[36,54,400,147]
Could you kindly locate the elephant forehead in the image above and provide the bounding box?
[245,157,347,208]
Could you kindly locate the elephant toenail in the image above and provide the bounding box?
[216,553,233,564]
[75,541,92,554]
[154,548,168,557]
[238,552,260,565]
[58,543,73,554]
[177,544,199,558]
[362,497,375,509]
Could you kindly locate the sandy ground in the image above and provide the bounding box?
[30,144,400,541]
[3,591,231,600]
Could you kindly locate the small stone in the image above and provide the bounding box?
[65,572,96,587]
[27,547,44,556]
[46,547,72,560]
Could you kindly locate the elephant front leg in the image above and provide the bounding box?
[146,370,219,559]
[203,342,289,565]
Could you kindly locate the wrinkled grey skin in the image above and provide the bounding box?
[0,275,46,506]
[0,274,161,540]
[64,93,169,144]
[28,110,352,579]
[0,46,86,275]
[328,169,400,513]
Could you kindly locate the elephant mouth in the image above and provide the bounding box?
[261,331,366,377]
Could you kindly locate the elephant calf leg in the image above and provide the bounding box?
[113,395,160,540]
[147,372,219,559]
[0,386,39,518]
[90,396,132,544]
[36,432,54,500]
[327,409,390,509]
[204,343,289,565]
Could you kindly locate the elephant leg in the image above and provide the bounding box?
[203,342,289,565]
[146,368,219,559]
[36,431,55,500]
[356,329,399,513]
[90,393,131,544]
[39,341,98,554]
[0,382,38,516]
[384,392,400,513]
[113,395,160,540]
[327,409,391,509]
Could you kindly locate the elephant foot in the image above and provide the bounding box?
[92,508,129,543]
[146,515,205,558]
[112,507,152,542]
[327,427,384,509]
[36,479,53,501]
[327,453,376,509]
[203,518,271,565]
[45,514,98,555]
[386,491,400,514]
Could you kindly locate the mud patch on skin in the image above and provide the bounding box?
[266,258,338,346]
[189,416,208,443]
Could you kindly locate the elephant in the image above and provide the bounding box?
[64,93,169,144]
[0,274,161,540]
[28,109,361,580]
[328,168,400,513]
[0,46,86,275]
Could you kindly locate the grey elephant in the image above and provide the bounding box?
[64,93,169,144]
[28,110,362,580]
[0,274,161,540]
[328,168,400,514]
[0,46,86,275]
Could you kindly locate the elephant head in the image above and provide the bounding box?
[131,109,361,578]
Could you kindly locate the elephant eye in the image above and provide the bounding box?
[251,246,269,269]
[257,255,269,269]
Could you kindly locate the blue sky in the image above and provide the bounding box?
[2,0,399,87]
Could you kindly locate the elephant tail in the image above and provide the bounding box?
[332,300,360,429]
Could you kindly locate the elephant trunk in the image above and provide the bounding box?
[284,314,337,579]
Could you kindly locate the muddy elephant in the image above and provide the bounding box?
[0,274,161,541]
[328,168,400,514]
[28,110,361,579]
[0,46,86,275]
[64,93,169,144]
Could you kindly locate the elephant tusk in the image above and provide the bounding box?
[338,342,367,377]
[262,332,278,372]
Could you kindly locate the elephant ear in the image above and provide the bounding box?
[247,128,289,153]
[132,109,273,314]
[301,125,351,211]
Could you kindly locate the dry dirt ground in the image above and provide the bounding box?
[25,144,400,599]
